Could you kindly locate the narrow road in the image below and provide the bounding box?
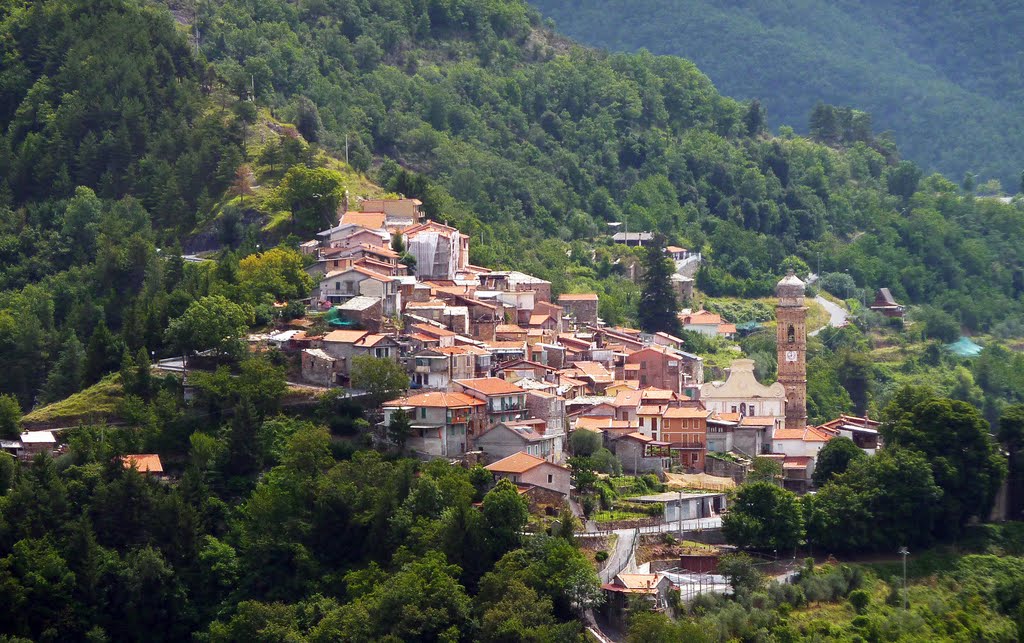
[600,528,639,583]
[810,295,848,336]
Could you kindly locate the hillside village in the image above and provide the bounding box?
[220,196,882,502]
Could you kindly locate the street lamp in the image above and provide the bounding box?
[898,546,909,610]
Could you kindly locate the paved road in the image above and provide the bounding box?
[810,295,848,336]
[599,529,639,583]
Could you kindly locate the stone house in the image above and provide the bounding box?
[301,348,338,386]
[525,390,566,458]
[485,452,571,496]
[557,293,599,328]
[476,423,559,463]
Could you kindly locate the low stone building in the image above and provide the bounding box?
[557,293,599,328]
[301,348,338,386]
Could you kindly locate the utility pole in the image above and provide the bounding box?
[898,546,909,610]
[678,489,683,536]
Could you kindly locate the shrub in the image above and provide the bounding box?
[848,589,871,614]
[595,551,608,562]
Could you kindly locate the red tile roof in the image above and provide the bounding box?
[121,454,163,473]
[410,323,457,338]
[384,391,485,408]
[340,211,386,229]
[774,426,834,442]
[681,310,723,325]
[455,377,526,396]
[575,416,635,431]
[738,416,778,427]
[323,329,369,343]
[485,451,548,474]
[558,293,599,301]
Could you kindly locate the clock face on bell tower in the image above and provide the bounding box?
[776,271,808,430]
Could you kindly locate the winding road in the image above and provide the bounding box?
[810,295,849,336]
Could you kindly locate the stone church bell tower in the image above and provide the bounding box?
[776,270,807,430]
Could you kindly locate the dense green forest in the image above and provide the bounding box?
[529,0,1024,189]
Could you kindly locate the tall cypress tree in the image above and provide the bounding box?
[637,235,682,335]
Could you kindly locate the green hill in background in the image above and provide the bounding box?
[529,0,1024,188]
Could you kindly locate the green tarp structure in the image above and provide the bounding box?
[325,307,358,327]
[945,336,983,357]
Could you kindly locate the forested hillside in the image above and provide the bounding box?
[529,0,1024,188]
[169,0,1023,332]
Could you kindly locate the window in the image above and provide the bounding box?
[691,453,698,463]
[547,474,553,484]
[731,406,737,413]
[787,325,795,343]
[335,281,341,291]
[749,405,755,416]
[651,418,658,432]
[420,408,427,419]
[740,403,746,416]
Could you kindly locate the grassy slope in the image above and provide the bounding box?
[196,106,387,238]
[23,374,124,426]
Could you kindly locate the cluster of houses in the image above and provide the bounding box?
[258,199,879,500]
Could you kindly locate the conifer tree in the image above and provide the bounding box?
[637,235,682,336]
[85,320,122,384]
[41,332,86,404]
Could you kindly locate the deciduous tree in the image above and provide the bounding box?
[722,482,803,550]
[812,436,866,487]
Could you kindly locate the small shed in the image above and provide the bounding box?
[302,348,338,386]
[121,454,165,477]
[19,431,55,458]
[632,491,728,523]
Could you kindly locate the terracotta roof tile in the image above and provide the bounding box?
[340,212,387,229]
[485,451,548,474]
[121,454,164,473]
[738,416,778,427]
[455,377,525,396]
[384,391,485,408]
[323,329,369,343]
